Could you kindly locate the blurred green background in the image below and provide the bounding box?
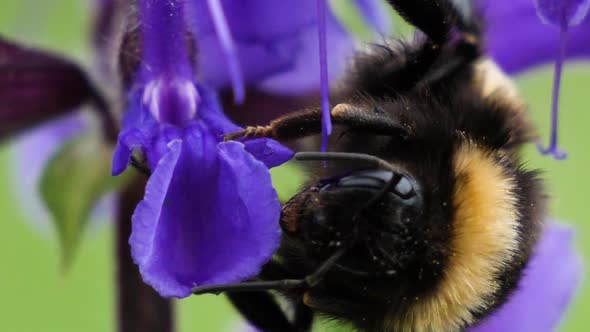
[0,1,587,331]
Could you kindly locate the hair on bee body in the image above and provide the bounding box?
[193,1,546,331]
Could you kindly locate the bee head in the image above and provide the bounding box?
[280,157,434,278]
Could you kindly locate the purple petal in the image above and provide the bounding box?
[138,0,193,81]
[112,128,147,176]
[480,0,590,73]
[255,15,353,95]
[0,37,94,139]
[470,223,582,332]
[113,80,199,175]
[243,138,294,168]
[130,130,281,298]
[185,0,357,95]
[534,0,590,26]
[112,91,158,175]
[196,84,241,135]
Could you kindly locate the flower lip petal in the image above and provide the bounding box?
[130,134,282,298]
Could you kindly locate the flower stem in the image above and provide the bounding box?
[116,178,174,332]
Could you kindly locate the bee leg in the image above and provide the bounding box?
[226,261,314,332]
[226,292,304,332]
[224,104,408,142]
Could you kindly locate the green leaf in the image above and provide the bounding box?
[40,135,132,270]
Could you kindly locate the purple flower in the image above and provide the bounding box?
[480,0,590,159]
[184,0,390,97]
[3,0,389,297]
[183,0,391,147]
[112,0,292,298]
[481,0,590,73]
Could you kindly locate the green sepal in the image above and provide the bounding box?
[40,135,133,270]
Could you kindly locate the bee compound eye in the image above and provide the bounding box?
[335,170,393,191]
[322,169,418,201]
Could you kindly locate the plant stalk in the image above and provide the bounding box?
[116,177,174,332]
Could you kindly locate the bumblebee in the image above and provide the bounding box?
[193,1,546,331]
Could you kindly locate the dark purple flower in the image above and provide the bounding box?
[0,37,101,139]
[113,0,292,298]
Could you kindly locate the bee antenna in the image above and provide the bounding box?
[294,152,399,174]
